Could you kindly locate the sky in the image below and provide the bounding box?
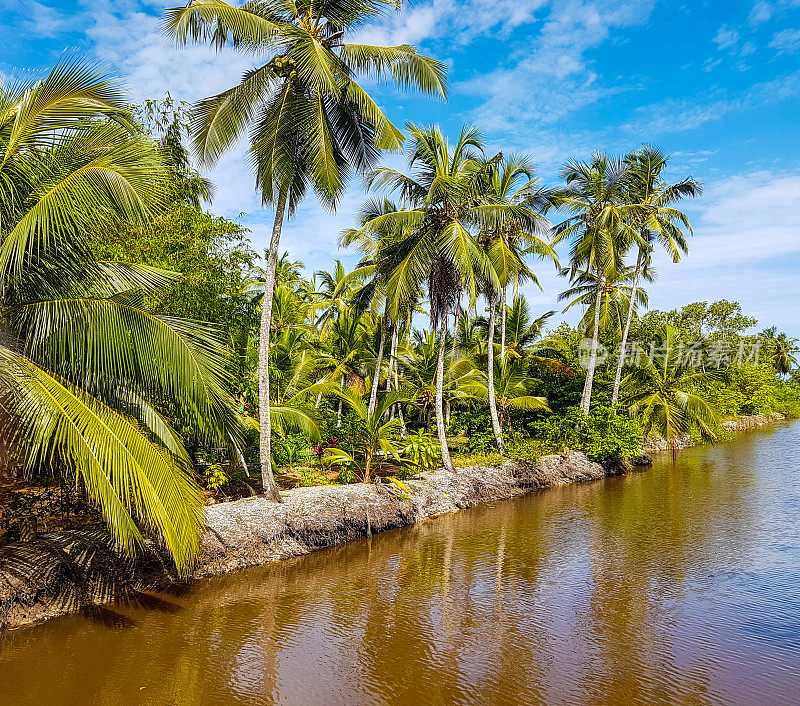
[3,0,800,336]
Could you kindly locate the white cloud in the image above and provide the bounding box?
[770,27,800,53]
[669,172,800,270]
[714,25,741,50]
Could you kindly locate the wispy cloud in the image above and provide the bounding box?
[770,27,800,52]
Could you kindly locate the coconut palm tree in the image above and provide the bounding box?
[473,155,555,453]
[559,265,651,340]
[610,146,701,407]
[478,155,557,360]
[552,153,641,414]
[761,326,799,376]
[356,124,508,470]
[0,61,245,572]
[166,0,447,500]
[623,325,718,453]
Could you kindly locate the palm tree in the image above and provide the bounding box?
[559,265,651,340]
[479,155,557,360]
[457,359,549,430]
[624,324,718,453]
[324,388,407,483]
[475,155,555,453]
[356,125,505,470]
[502,295,556,359]
[166,0,447,500]
[552,153,640,414]
[610,146,701,407]
[0,61,244,572]
[761,326,799,376]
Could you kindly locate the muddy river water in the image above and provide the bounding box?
[1,423,799,704]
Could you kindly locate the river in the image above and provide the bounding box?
[1,423,799,704]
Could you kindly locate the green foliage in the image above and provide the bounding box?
[298,467,331,487]
[272,433,310,467]
[401,430,441,474]
[533,406,642,464]
[203,464,229,491]
[92,205,256,326]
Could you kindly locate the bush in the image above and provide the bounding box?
[533,405,642,465]
[400,430,440,475]
[272,433,310,467]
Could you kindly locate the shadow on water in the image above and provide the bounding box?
[1,422,799,705]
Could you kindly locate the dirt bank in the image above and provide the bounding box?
[0,452,608,630]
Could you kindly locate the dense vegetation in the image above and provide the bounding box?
[1,0,798,572]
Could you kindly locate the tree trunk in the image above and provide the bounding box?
[435,314,454,471]
[258,189,287,502]
[368,302,389,416]
[611,247,642,408]
[385,323,397,420]
[579,272,604,415]
[500,285,507,363]
[337,375,344,428]
[486,294,506,453]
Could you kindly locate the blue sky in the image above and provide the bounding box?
[4,0,800,335]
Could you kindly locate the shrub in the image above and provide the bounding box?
[400,430,440,475]
[533,405,642,465]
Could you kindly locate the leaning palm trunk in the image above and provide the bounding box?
[368,303,389,416]
[258,190,287,502]
[579,271,604,414]
[486,294,506,453]
[435,315,454,471]
[611,247,643,408]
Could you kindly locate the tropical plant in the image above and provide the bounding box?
[357,124,511,469]
[552,153,641,413]
[166,0,447,500]
[0,61,245,572]
[761,326,799,376]
[623,324,719,450]
[324,388,408,483]
[610,146,701,406]
[458,359,549,429]
[400,429,440,474]
[559,265,651,340]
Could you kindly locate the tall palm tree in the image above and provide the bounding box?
[559,265,651,340]
[474,155,556,453]
[552,153,640,414]
[761,326,799,376]
[0,62,244,572]
[166,0,447,500]
[479,155,557,360]
[356,125,506,470]
[624,325,719,454]
[610,146,701,407]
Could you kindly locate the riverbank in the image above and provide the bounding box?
[0,413,787,631]
[0,452,608,630]
[643,412,785,452]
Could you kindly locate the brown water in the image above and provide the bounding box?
[2,424,800,705]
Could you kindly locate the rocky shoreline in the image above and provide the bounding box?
[0,413,787,631]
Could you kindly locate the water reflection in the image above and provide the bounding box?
[1,424,799,705]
